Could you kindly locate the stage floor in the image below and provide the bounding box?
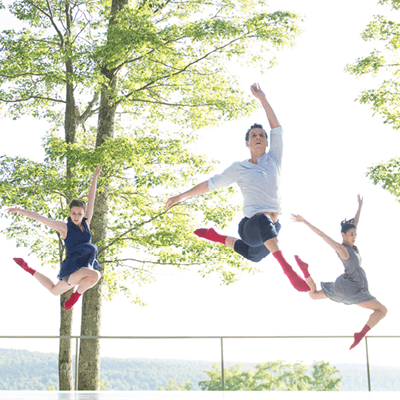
[0,392,399,400]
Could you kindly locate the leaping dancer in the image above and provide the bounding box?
[7,164,102,311]
[166,83,310,293]
[291,195,387,349]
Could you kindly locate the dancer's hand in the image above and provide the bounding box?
[93,164,102,178]
[357,194,363,207]
[250,83,266,101]
[6,207,23,215]
[291,213,306,223]
[166,195,182,210]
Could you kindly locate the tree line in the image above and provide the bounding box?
[2,348,400,391]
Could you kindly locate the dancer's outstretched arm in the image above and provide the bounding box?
[85,164,102,225]
[291,214,350,260]
[166,181,210,210]
[353,194,363,227]
[7,208,67,238]
[250,83,280,129]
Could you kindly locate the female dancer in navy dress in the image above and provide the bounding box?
[7,164,102,311]
[291,195,387,349]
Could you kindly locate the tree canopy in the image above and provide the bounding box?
[346,0,400,202]
[198,361,342,391]
[346,0,400,129]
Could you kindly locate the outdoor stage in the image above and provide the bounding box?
[0,392,399,400]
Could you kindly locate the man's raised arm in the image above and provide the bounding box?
[250,83,280,129]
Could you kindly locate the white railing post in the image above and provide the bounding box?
[365,337,371,391]
[74,337,79,391]
[220,337,225,391]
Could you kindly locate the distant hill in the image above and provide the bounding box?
[0,348,399,391]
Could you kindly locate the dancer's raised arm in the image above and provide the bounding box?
[85,164,102,225]
[7,208,67,238]
[250,83,280,129]
[291,214,349,260]
[353,195,363,227]
[166,180,209,210]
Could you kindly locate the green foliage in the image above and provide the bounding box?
[346,2,400,200]
[345,4,400,129]
[366,157,400,201]
[4,348,400,391]
[198,360,342,391]
[99,379,110,391]
[158,379,193,391]
[0,0,302,130]
[0,349,59,390]
[378,0,400,10]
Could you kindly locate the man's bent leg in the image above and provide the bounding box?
[234,240,270,262]
[264,237,310,293]
[264,237,280,253]
[194,226,268,261]
[225,236,238,250]
[194,228,227,245]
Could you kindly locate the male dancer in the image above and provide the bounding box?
[166,83,309,292]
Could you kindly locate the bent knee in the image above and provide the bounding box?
[90,270,101,284]
[309,290,325,300]
[251,256,265,263]
[309,291,319,300]
[381,305,388,318]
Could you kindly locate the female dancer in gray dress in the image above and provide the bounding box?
[291,195,387,350]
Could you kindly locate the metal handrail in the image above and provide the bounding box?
[1,335,398,338]
[1,335,399,391]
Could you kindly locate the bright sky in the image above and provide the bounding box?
[1,0,400,371]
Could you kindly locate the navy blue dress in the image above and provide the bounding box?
[57,217,101,280]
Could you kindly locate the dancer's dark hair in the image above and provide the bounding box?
[341,218,356,234]
[245,123,267,141]
[69,199,86,210]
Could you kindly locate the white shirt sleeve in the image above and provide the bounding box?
[269,126,283,165]
[208,163,238,191]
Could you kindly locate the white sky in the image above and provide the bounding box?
[1,0,400,370]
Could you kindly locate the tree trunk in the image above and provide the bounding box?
[77,0,126,389]
[59,288,74,390]
[77,76,117,393]
[77,183,109,390]
[59,3,77,387]
[77,86,115,389]
[77,275,103,390]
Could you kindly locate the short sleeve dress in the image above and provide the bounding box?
[321,244,375,305]
[57,217,101,280]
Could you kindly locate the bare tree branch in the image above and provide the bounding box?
[0,95,66,104]
[123,98,212,107]
[117,33,249,107]
[77,92,100,124]
[107,257,202,266]
[25,0,65,48]
[98,207,172,255]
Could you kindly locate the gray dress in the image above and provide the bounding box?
[321,244,375,305]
